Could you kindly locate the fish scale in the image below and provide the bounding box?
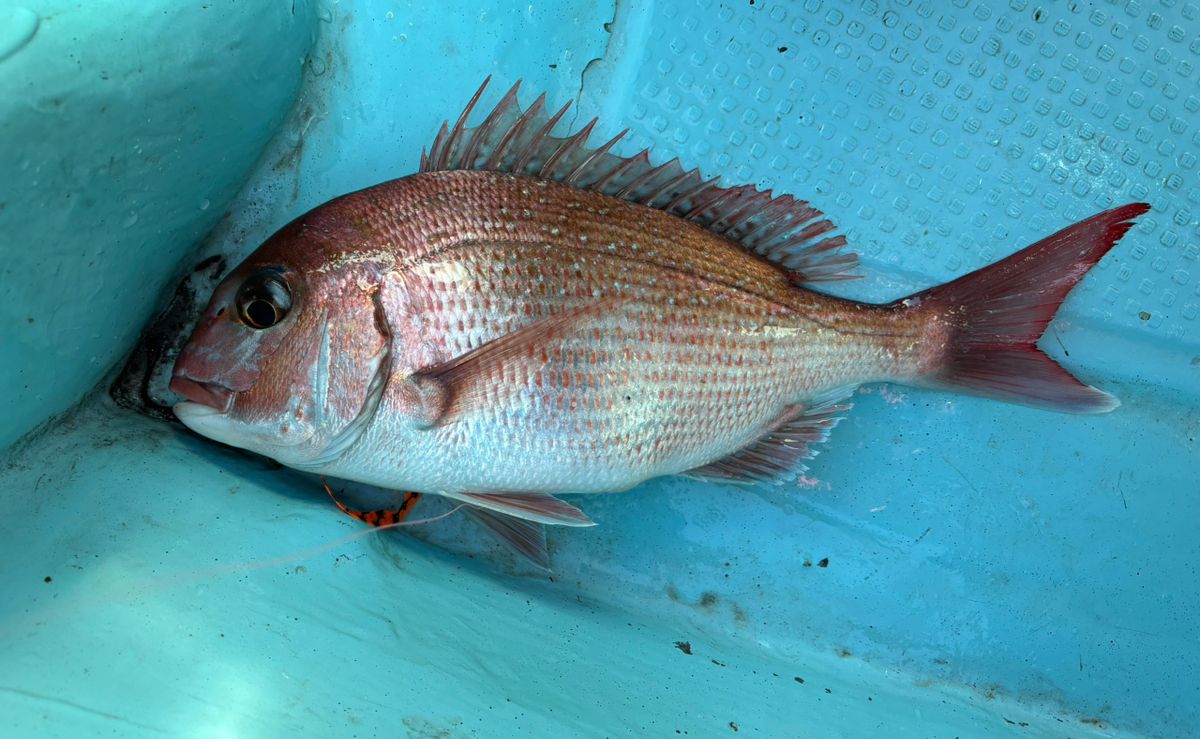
[318,170,924,495]
[170,79,1146,567]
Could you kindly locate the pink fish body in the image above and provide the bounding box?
[170,80,1147,566]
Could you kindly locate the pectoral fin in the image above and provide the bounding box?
[410,298,622,426]
[441,490,594,527]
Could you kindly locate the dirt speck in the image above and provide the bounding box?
[837,647,852,658]
[42,576,52,584]
[802,559,812,567]
[794,676,805,684]
[777,46,788,53]
[402,715,467,739]
[729,721,739,732]
[1138,311,1151,320]
[674,641,693,655]
[1081,718,1105,727]
[698,591,719,608]
[818,557,829,568]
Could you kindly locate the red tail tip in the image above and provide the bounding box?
[1103,201,1151,240]
[914,202,1150,414]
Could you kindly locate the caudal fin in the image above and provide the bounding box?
[908,202,1149,413]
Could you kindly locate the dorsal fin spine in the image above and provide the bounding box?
[460,82,519,171]
[642,167,696,210]
[714,193,768,235]
[540,119,596,179]
[428,122,451,170]
[481,89,543,171]
[683,185,739,222]
[590,148,648,194]
[438,75,489,170]
[512,99,572,175]
[754,202,812,247]
[741,197,794,244]
[565,127,629,186]
[786,220,837,249]
[663,175,719,213]
[615,157,676,201]
[423,78,859,285]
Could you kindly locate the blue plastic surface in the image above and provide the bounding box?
[0,0,317,449]
[1,1,1196,737]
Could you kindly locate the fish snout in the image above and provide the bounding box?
[169,370,234,413]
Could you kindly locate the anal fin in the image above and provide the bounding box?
[687,388,854,484]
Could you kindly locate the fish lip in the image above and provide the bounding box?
[169,374,234,414]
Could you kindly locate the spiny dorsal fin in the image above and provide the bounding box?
[685,387,854,484]
[421,77,858,285]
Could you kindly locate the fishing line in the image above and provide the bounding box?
[0,503,467,636]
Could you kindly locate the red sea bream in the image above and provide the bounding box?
[169,79,1149,567]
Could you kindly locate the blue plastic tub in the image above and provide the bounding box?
[1,1,1195,736]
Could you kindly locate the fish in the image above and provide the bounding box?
[169,77,1148,569]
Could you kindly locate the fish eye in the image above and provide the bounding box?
[235,269,292,329]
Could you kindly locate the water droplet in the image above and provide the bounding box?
[199,199,210,211]
[122,211,138,228]
[385,10,394,19]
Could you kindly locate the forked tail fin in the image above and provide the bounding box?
[904,202,1150,413]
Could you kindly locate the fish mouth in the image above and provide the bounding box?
[169,374,234,414]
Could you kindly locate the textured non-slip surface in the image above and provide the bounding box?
[582,0,1199,350]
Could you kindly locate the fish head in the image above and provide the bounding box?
[170,213,392,467]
